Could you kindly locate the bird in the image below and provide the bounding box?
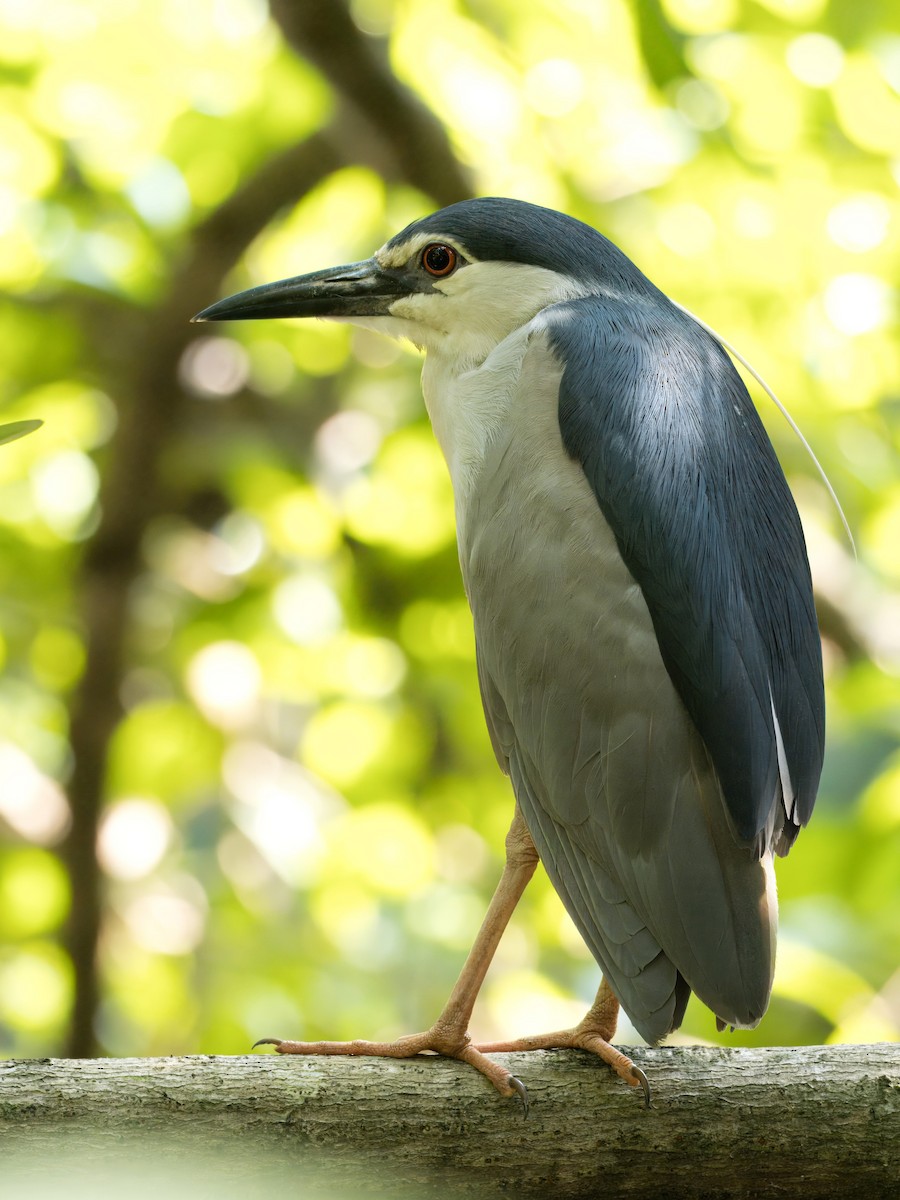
[194,197,825,1110]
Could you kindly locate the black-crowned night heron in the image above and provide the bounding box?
[194,197,824,1110]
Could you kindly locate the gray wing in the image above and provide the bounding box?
[477,639,689,1037]
[547,295,825,854]
[462,317,797,1041]
[475,608,777,1043]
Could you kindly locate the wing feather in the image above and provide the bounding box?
[545,296,824,851]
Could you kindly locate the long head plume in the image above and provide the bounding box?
[674,301,855,556]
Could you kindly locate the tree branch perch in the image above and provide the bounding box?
[3,1046,899,1199]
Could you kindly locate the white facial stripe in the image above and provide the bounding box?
[375,232,475,270]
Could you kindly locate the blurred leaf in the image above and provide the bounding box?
[633,0,689,89]
[0,419,42,447]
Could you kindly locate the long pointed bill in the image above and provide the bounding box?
[192,259,409,323]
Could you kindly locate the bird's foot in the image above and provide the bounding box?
[474,1004,650,1107]
[253,1025,528,1112]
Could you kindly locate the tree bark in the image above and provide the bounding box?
[61,126,352,1059]
[3,1046,899,1199]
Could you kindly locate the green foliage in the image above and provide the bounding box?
[0,420,42,447]
[0,0,898,1061]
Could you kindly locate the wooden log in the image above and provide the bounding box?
[2,1045,899,1198]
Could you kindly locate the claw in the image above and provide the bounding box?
[508,1074,529,1118]
[631,1065,651,1108]
[252,1038,282,1051]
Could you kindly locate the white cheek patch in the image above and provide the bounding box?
[439,261,585,313]
[336,256,587,364]
[430,263,586,358]
[389,292,448,329]
[357,262,587,363]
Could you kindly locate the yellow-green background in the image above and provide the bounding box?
[0,0,898,1059]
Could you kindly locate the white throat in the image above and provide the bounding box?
[420,324,536,501]
[397,262,585,500]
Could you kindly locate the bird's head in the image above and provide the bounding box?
[193,197,653,364]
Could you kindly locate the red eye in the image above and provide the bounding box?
[422,243,458,277]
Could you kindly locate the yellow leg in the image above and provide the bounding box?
[257,807,539,1107]
[474,977,651,1106]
